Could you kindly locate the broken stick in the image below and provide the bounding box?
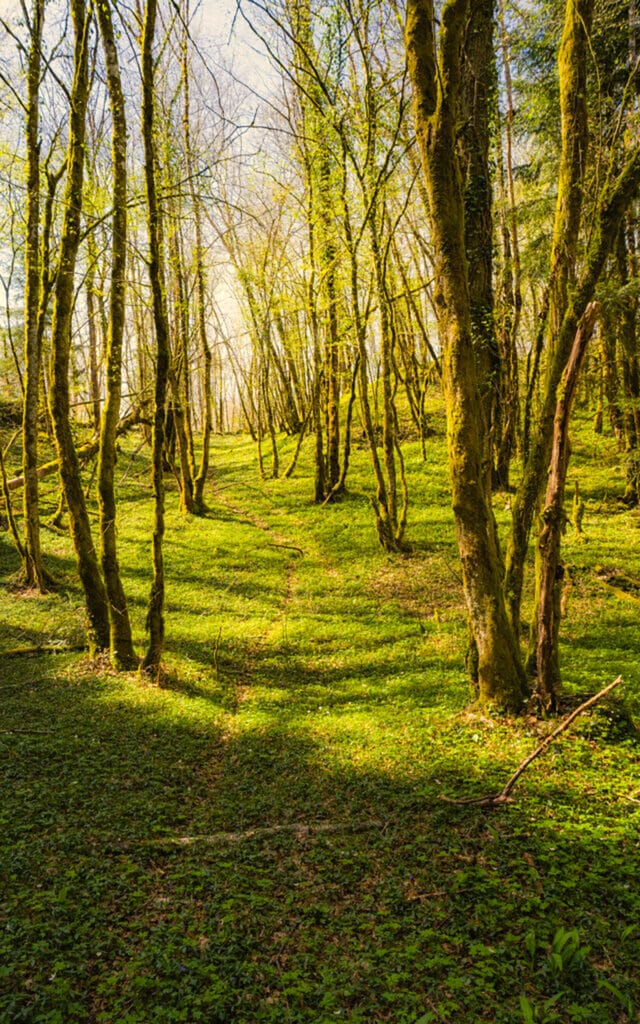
[441,676,624,807]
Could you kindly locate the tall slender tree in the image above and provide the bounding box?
[141,0,171,672]
[95,0,137,670]
[49,0,111,654]
[21,0,49,591]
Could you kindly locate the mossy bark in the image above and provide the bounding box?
[95,0,137,670]
[287,0,342,500]
[459,0,500,484]
[536,303,600,707]
[167,220,196,511]
[407,0,527,711]
[141,0,170,673]
[22,0,48,592]
[616,227,640,503]
[599,305,625,449]
[504,0,593,633]
[85,232,102,433]
[49,0,110,654]
[505,139,640,633]
[181,6,213,511]
[494,0,522,488]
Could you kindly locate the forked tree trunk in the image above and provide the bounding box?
[406,0,527,711]
[505,141,640,633]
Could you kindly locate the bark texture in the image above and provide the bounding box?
[22,0,48,591]
[407,0,527,711]
[96,0,137,670]
[141,0,170,672]
[536,302,600,706]
[49,0,110,654]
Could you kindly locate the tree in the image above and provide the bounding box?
[48,0,111,655]
[95,0,137,670]
[141,0,171,673]
[406,0,527,710]
[21,0,49,591]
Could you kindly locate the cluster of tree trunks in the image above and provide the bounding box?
[3,0,640,710]
[407,0,640,709]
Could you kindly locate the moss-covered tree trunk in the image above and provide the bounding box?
[167,222,196,514]
[459,0,500,487]
[49,0,110,654]
[95,0,137,670]
[406,0,527,711]
[141,0,170,672]
[181,5,213,511]
[617,226,640,503]
[21,0,48,592]
[85,232,102,433]
[536,302,599,707]
[494,0,522,489]
[287,0,342,501]
[503,0,592,633]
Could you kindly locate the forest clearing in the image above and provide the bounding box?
[1,413,639,1023]
[2,0,640,1019]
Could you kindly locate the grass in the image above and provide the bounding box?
[0,403,639,1023]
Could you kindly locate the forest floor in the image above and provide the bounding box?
[1,404,639,1023]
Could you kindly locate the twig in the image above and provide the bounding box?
[270,542,304,555]
[441,676,624,807]
[119,438,148,485]
[213,626,222,679]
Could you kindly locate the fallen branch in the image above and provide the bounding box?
[3,644,85,657]
[110,818,383,850]
[0,728,53,736]
[3,408,145,492]
[441,676,624,807]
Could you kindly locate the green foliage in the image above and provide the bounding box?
[0,409,638,1022]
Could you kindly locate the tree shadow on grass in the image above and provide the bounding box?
[1,657,638,1023]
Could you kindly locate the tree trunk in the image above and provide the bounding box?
[406,0,527,711]
[617,226,640,503]
[21,0,48,592]
[505,137,640,633]
[460,0,500,486]
[95,0,137,670]
[141,0,170,673]
[504,0,594,633]
[536,302,600,707]
[85,232,102,432]
[181,6,213,511]
[48,0,110,654]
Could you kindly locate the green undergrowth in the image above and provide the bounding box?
[0,404,639,1023]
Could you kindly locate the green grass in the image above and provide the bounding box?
[0,406,639,1023]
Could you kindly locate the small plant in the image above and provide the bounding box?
[519,992,563,1024]
[547,927,589,979]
